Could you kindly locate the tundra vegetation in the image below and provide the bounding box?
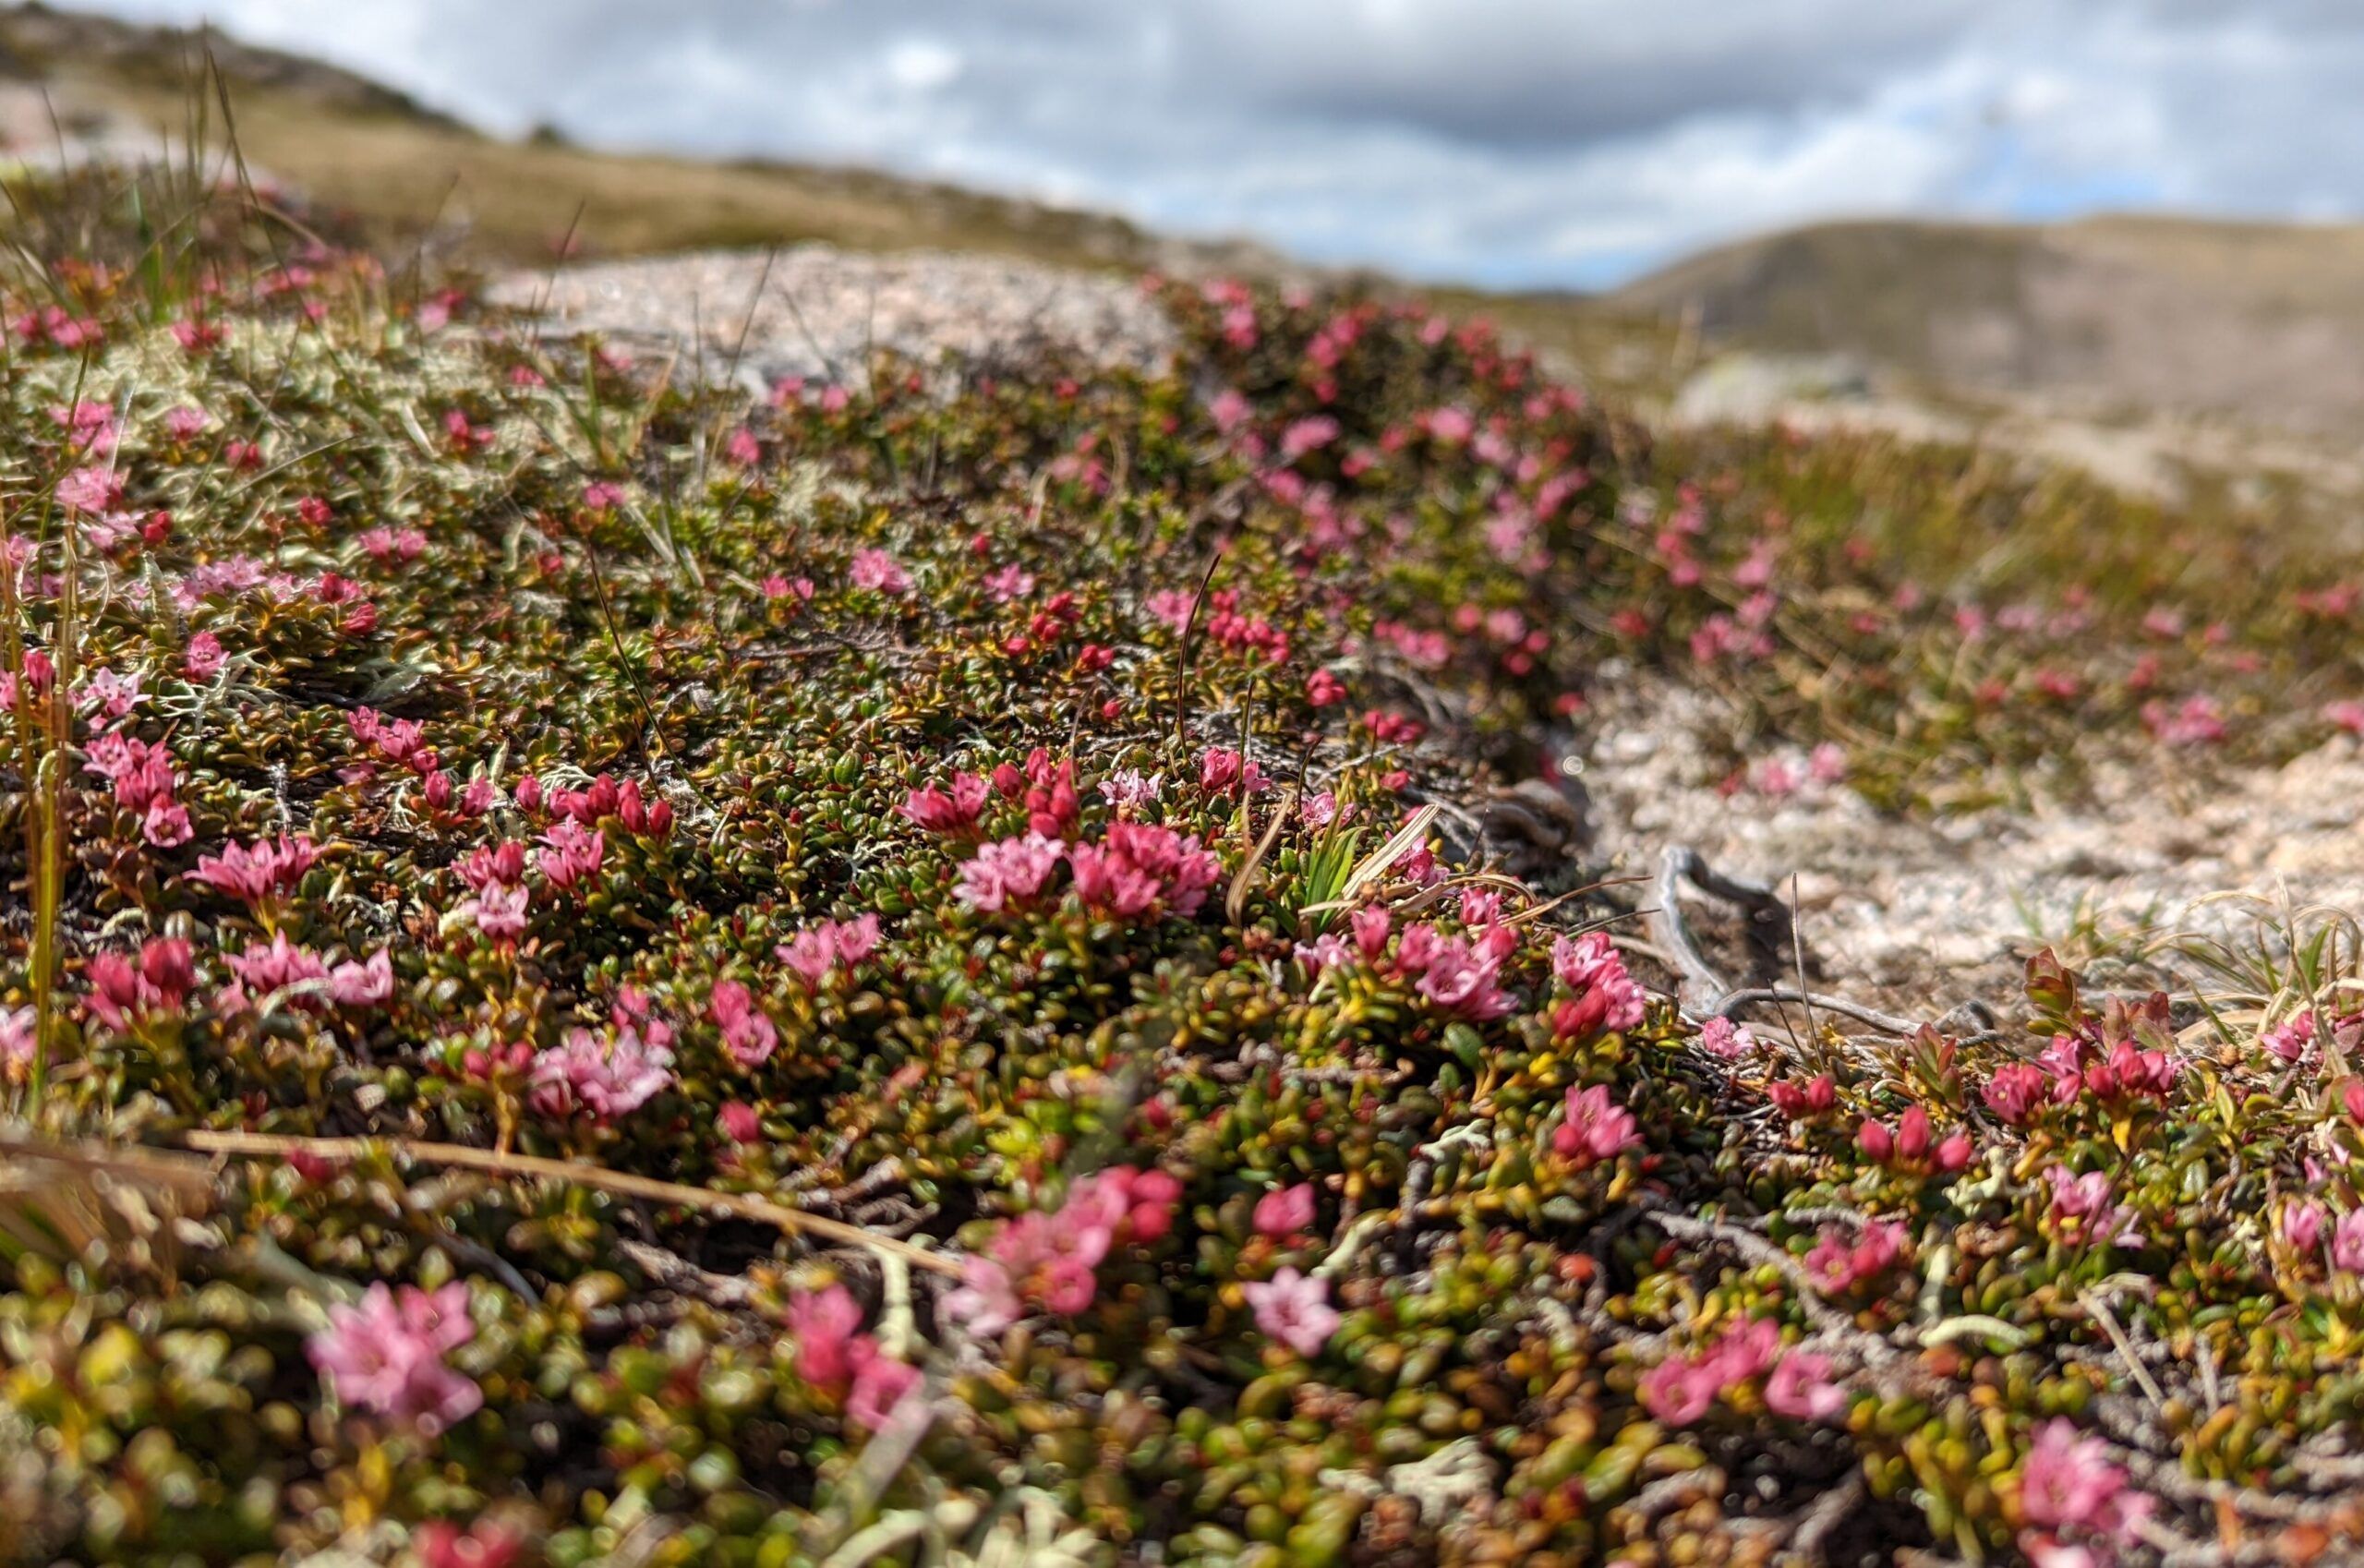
[1,156,2362,1568]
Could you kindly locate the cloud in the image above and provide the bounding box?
[48,0,2364,287]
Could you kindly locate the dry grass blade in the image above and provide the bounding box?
[181,1129,964,1275]
[1224,801,1291,926]
[0,1129,218,1273]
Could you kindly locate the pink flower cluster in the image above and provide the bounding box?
[777,913,883,988]
[2275,1200,2364,1273]
[82,728,191,847]
[86,937,195,1031]
[519,772,670,835]
[1550,932,1648,1037]
[1697,1016,1756,1059]
[708,980,778,1067]
[454,842,532,939]
[786,1285,922,1431]
[1396,920,1519,1020]
[2018,1420,2152,1562]
[1197,745,1270,796]
[1241,1266,1340,1356]
[849,548,911,595]
[1803,1219,1909,1292]
[2043,1167,2145,1249]
[1856,1104,1973,1175]
[536,820,606,890]
[1553,1084,1640,1168]
[955,833,1066,913]
[901,771,990,835]
[1069,822,1222,922]
[531,995,676,1122]
[218,934,392,1013]
[190,834,318,907]
[945,1166,1182,1337]
[1639,1318,1845,1427]
[307,1283,480,1434]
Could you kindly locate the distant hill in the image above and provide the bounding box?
[18,3,2364,445]
[0,2,1291,279]
[1610,215,2364,437]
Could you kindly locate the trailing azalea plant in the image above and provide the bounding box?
[0,161,2358,1568]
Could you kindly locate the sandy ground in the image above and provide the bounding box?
[1581,678,2364,1013]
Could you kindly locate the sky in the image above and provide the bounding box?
[48,0,2364,289]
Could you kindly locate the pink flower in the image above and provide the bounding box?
[788,1285,864,1388]
[1550,932,1647,1033]
[307,1283,481,1434]
[191,834,317,906]
[1067,822,1222,922]
[2333,1209,2364,1275]
[1145,589,1199,632]
[530,1026,674,1122]
[2141,694,2225,747]
[580,480,624,512]
[1403,926,1517,1019]
[2261,1011,2315,1064]
[1764,1352,1846,1421]
[2044,1166,2144,1248]
[1278,416,1340,464]
[0,1007,38,1080]
[2020,1420,2151,1541]
[850,548,911,595]
[1198,745,1270,796]
[902,772,991,834]
[54,465,124,514]
[1254,1183,1317,1237]
[1698,1016,1755,1059]
[1803,1219,1907,1290]
[1207,388,1252,434]
[1098,768,1165,812]
[1638,1354,1722,1426]
[2283,1200,2325,1251]
[709,979,778,1067]
[943,1255,1024,1338]
[956,832,1065,913]
[184,632,225,680]
[328,950,394,1007]
[778,927,838,988]
[1240,1266,1340,1357]
[139,796,190,847]
[85,937,194,1031]
[537,820,606,890]
[846,1343,921,1429]
[944,1168,1176,1334]
[1553,1084,1640,1167]
[830,912,882,966]
[413,1522,522,1568]
[461,884,530,939]
[1983,1064,2048,1125]
[1294,933,1352,971]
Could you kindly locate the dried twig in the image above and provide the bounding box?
[181,1129,963,1275]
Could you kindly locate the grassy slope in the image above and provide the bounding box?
[1,3,1269,277]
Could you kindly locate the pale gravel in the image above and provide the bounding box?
[488,245,1177,394]
[1582,675,2364,1012]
